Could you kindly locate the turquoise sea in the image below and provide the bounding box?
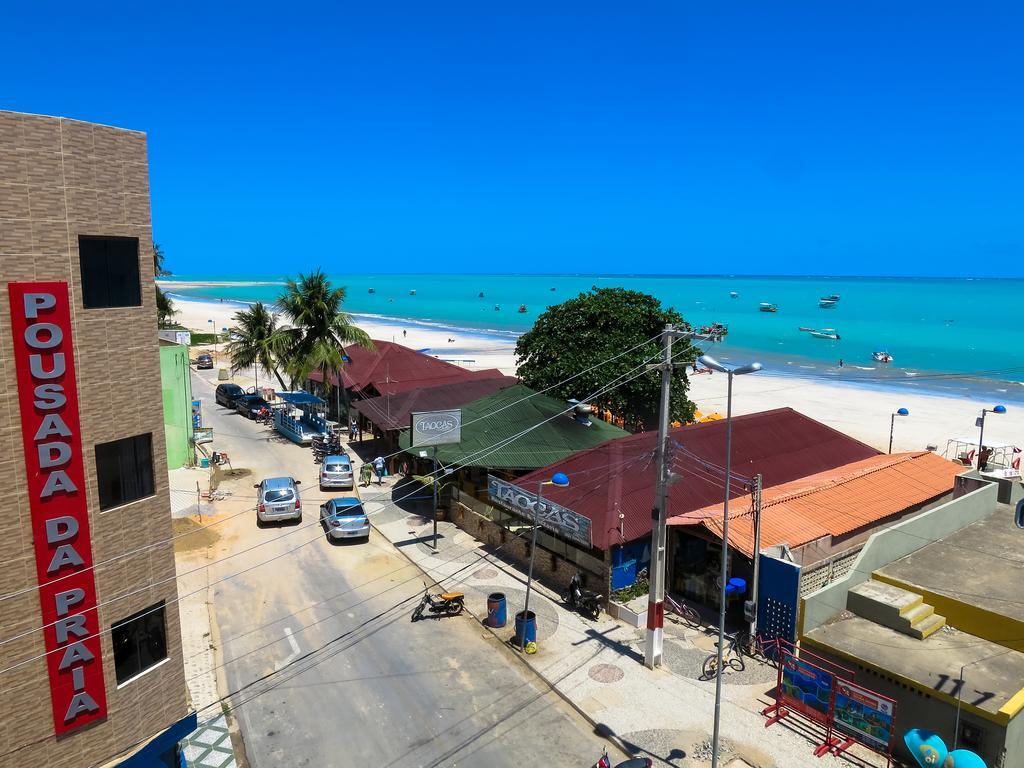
[162,273,1024,403]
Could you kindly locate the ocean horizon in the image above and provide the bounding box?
[161,272,1024,405]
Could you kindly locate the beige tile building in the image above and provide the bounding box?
[0,111,187,767]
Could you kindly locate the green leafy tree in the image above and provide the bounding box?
[515,287,696,429]
[153,241,176,326]
[276,270,373,389]
[225,302,288,389]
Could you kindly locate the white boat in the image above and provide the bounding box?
[759,302,779,313]
[819,299,837,308]
[798,326,815,332]
[730,291,739,298]
[873,350,893,363]
[409,289,416,295]
[810,329,841,340]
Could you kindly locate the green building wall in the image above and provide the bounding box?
[160,341,194,469]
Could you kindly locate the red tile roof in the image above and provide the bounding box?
[517,408,881,551]
[352,376,519,432]
[668,451,965,557]
[307,340,495,396]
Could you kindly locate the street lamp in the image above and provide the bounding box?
[976,405,1007,472]
[696,354,762,768]
[888,408,910,454]
[517,471,570,651]
[207,319,217,364]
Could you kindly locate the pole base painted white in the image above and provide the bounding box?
[644,626,663,668]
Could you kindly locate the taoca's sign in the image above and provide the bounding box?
[410,409,461,447]
[488,475,593,547]
[8,282,107,734]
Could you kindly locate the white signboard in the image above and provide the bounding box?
[488,475,593,548]
[411,409,462,447]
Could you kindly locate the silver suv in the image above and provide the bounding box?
[319,455,353,490]
[254,477,302,525]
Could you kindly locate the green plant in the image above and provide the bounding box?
[611,570,650,603]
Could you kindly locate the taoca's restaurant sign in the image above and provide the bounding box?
[8,282,107,734]
[488,475,593,547]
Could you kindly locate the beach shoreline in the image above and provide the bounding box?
[171,294,1023,455]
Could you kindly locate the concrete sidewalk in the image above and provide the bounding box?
[355,472,882,768]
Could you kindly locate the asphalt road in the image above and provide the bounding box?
[189,371,609,767]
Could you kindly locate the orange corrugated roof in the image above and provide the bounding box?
[668,452,965,557]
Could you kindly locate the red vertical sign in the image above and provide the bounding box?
[8,282,107,734]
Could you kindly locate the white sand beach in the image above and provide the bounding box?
[173,296,1022,456]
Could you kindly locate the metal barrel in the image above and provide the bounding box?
[486,593,507,628]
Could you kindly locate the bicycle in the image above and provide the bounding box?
[664,593,700,627]
[702,630,747,679]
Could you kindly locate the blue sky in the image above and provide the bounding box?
[2,2,1021,277]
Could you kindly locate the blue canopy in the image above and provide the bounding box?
[276,391,326,406]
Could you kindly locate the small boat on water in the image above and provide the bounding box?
[730,291,739,298]
[549,287,556,291]
[759,302,779,313]
[827,294,840,301]
[699,322,729,340]
[368,288,375,294]
[873,350,894,363]
[494,304,501,311]
[518,304,527,313]
[811,329,841,340]
[478,291,485,298]
[409,289,416,296]
[819,299,837,308]
[798,326,815,332]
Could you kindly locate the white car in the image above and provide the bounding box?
[320,498,370,541]
[255,477,302,525]
[319,455,354,490]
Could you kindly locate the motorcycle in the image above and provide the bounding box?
[565,572,602,621]
[593,749,652,768]
[411,588,465,621]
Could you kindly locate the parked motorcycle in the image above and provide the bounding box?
[593,749,652,767]
[565,572,602,621]
[411,588,465,621]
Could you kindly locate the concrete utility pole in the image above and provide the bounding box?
[644,324,697,669]
[747,474,763,641]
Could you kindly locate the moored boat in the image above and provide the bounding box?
[798,326,815,332]
[478,291,485,298]
[730,291,739,298]
[819,299,837,308]
[518,304,527,313]
[409,289,416,295]
[368,288,375,294]
[810,329,841,340]
[759,302,779,313]
[494,304,501,311]
[873,350,894,363]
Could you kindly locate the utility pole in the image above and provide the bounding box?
[431,445,439,550]
[644,324,697,669]
[747,473,763,641]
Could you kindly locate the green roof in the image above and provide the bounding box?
[399,383,629,469]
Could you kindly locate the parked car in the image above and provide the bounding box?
[236,394,271,419]
[254,477,302,525]
[319,455,354,490]
[215,383,246,409]
[320,497,370,541]
[195,353,214,370]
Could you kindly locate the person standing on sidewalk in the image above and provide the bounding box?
[373,455,386,484]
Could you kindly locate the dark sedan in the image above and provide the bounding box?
[216,383,246,409]
[195,353,214,370]
[235,394,271,419]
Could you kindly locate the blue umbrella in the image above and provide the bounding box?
[903,729,948,767]
[948,749,987,768]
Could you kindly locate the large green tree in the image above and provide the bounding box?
[276,270,373,389]
[225,302,288,390]
[515,287,696,429]
[153,241,176,326]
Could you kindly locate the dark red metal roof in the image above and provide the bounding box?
[517,408,880,551]
[307,340,487,396]
[352,376,519,432]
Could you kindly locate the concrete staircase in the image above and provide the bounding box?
[847,580,946,640]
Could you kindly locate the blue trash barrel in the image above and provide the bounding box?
[486,593,507,628]
[514,610,537,647]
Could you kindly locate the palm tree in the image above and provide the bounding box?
[225,302,288,390]
[276,270,373,392]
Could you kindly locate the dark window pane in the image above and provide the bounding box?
[111,602,167,684]
[79,236,141,308]
[95,433,154,510]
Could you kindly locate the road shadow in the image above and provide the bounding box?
[572,626,645,664]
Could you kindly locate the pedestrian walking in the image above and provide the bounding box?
[373,455,386,485]
[359,463,372,487]
[349,417,358,441]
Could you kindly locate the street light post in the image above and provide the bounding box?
[976,405,1007,471]
[888,408,909,454]
[517,472,570,651]
[697,354,762,768]
[207,319,217,364]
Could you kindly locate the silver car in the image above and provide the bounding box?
[319,455,354,490]
[320,498,370,541]
[254,477,302,525]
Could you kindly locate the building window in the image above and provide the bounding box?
[111,602,167,685]
[95,433,155,510]
[79,235,142,308]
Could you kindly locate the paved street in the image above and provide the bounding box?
[186,370,612,767]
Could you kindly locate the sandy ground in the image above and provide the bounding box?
[172,295,1022,457]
